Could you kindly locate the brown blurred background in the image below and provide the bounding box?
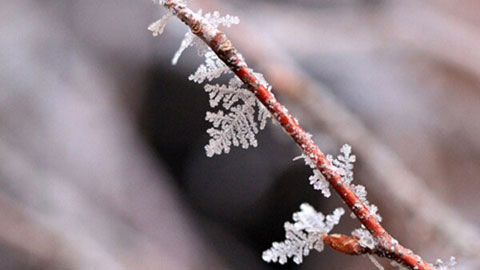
[0,0,479,269]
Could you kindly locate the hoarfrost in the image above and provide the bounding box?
[295,153,331,198]
[352,227,377,249]
[262,204,344,265]
[148,13,172,37]
[434,257,456,270]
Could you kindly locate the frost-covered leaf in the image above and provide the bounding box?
[263,204,344,265]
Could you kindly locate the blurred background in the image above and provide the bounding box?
[0,0,479,269]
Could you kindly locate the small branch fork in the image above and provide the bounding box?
[162,0,434,269]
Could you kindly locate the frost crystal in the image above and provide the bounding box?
[203,74,271,156]
[434,257,456,270]
[309,170,331,197]
[205,105,257,156]
[327,144,382,222]
[204,11,240,28]
[263,204,344,265]
[192,51,270,156]
[329,144,356,184]
[295,153,331,198]
[352,227,377,249]
[148,13,172,37]
[150,7,268,156]
[188,51,230,84]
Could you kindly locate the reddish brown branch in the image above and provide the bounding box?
[161,0,435,269]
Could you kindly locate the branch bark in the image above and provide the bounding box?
[161,0,437,269]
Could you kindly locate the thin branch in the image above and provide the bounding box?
[159,0,439,269]
[195,0,480,258]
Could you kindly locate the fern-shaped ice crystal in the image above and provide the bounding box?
[262,204,344,265]
[328,144,356,184]
[327,145,382,222]
[189,51,231,84]
[149,6,270,157]
[295,152,331,198]
[202,74,270,156]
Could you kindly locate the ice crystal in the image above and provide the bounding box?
[203,75,270,156]
[263,204,344,265]
[295,154,331,198]
[205,104,257,156]
[171,31,195,65]
[148,13,172,37]
[204,11,240,28]
[352,227,377,249]
[434,257,456,270]
[353,184,367,203]
[150,7,268,156]
[327,145,382,222]
[188,51,230,84]
[329,144,356,184]
[309,169,331,197]
[193,51,270,156]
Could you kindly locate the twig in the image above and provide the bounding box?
[159,0,437,269]
[196,0,480,258]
